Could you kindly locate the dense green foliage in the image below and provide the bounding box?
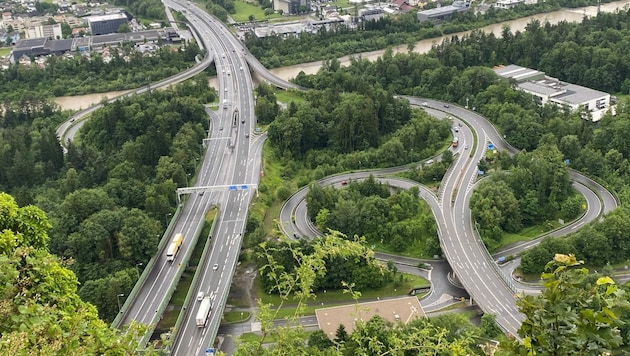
[0,42,202,100]
[470,143,578,250]
[256,234,393,293]
[259,10,630,98]
[521,205,630,274]
[243,0,621,68]
[512,254,629,355]
[306,176,440,254]
[262,58,453,188]
[110,0,167,20]
[244,231,488,355]
[0,76,215,322]
[0,193,151,354]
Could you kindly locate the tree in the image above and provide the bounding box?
[0,193,152,354]
[480,313,502,338]
[308,329,333,350]
[117,23,131,33]
[334,324,348,344]
[514,254,629,355]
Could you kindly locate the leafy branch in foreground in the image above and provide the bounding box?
[231,230,480,356]
[513,253,629,356]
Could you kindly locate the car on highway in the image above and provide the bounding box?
[454,126,459,132]
[213,264,219,271]
[341,180,348,186]
[421,102,429,107]
[197,291,204,301]
[443,104,450,108]
[245,133,249,138]
[465,145,469,150]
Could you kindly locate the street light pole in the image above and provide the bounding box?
[135,263,143,280]
[165,213,172,226]
[117,293,125,312]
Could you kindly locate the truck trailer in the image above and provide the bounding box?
[166,233,183,262]
[196,297,212,328]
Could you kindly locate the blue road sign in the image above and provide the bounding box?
[228,186,237,191]
[206,348,215,356]
[241,185,248,190]
[564,159,570,165]
[478,170,485,175]
[487,143,494,150]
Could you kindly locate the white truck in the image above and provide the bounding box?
[166,233,183,263]
[196,297,212,328]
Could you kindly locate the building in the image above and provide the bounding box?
[316,297,424,338]
[252,18,343,38]
[358,8,384,21]
[494,0,538,9]
[417,1,471,22]
[25,23,63,39]
[87,13,129,36]
[273,0,310,15]
[10,29,172,63]
[391,0,413,13]
[494,64,611,122]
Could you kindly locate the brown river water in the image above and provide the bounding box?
[55,0,630,111]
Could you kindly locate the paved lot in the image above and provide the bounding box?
[315,296,424,338]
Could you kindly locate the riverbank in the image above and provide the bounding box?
[54,0,630,111]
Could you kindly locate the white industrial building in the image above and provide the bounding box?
[417,1,471,22]
[494,64,611,122]
[494,0,538,9]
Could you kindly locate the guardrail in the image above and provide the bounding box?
[166,208,220,354]
[136,211,208,349]
[112,205,182,328]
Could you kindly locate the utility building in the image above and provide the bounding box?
[494,64,611,122]
[87,13,130,36]
[417,1,471,22]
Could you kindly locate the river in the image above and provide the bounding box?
[54,0,630,110]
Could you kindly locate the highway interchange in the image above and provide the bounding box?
[280,99,617,337]
[54,2,618,353]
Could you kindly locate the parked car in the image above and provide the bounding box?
[425,159,434,165]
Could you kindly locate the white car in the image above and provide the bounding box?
[425,159,434,165]
[213,264,219,271]
[197,291,204,301]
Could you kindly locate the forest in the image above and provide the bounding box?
[242,0,621,68]
[280,10,630,96]
[0,41,202,101]
[470,143,583,251]
[0,74,215,322]
[3,5,630,354]
[266,10,630,272]
[305,176,440,255]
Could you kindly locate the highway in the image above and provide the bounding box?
[280,97,616,337]
[52,1,298,352]
[158,2,263,355]
[53,1,618,348]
